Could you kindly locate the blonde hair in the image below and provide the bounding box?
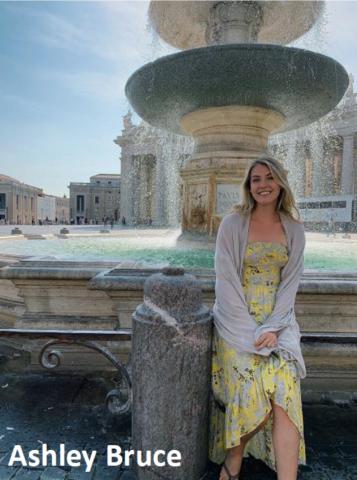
[231,156,301,222]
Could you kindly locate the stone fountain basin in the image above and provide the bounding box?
[149,0,325,49]
[125,44,348,134]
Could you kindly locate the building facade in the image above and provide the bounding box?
[55,196,70,224]
[115,112,193,226]
[0,174,42,224]
[269,75,357,230]
[37,194,56,223]
[37,194,69,223]
[69,174,121,224]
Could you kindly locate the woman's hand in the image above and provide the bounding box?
[254,332,278,350]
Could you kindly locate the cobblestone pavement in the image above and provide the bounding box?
[0,373,356,480]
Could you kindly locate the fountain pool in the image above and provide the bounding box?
[0,232,356,272]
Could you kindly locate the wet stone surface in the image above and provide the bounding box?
[0,373,356,479]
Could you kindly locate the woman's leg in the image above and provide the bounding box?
[271,401,300,480]
[219,411,272,480]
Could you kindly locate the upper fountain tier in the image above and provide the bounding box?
[125,44,348,135]
[149,0,325,48]
[126,0,348,135]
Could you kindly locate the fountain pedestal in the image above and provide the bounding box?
[180,106,284,234]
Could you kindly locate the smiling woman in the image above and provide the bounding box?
[211,156,306,480]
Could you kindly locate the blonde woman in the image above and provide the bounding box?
[209,156,306,480]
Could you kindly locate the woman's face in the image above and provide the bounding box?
[249,163,281,207]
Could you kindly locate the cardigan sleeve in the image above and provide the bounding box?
[215,215,245,302]
[254,221,305,339]
[214,215,255,325]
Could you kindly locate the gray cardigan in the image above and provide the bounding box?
[213,211,306,378]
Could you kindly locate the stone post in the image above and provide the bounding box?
[131,267,212,480]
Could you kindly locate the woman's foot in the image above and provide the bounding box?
[219,462,239,479]
[219,454,240,480]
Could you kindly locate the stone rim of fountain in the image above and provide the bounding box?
[125,43,349,135]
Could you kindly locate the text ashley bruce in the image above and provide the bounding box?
[9,444,182,472]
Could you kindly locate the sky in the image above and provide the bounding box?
[0,0,357,197]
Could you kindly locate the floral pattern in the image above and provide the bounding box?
[209,242,306,471]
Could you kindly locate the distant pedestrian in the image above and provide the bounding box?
[110,218,114,229]
[327,211,336,238]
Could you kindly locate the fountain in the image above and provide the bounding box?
[0,1,356,437]
[125,0,349,234]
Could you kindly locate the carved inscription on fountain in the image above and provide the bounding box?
[216,184,241,215]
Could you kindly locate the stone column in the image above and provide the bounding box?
[284,140,303,198]
[132,267,212,480]
[340,134,354,194]
[154,153,166,225]
[311,135,324,197]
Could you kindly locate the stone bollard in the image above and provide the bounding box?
[60,228,69,234]
[132,266,212,480]
[11,227,22,235]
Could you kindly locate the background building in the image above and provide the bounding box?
[55,195,70,224]
[0,174,42,224]
[269,74,357,230]
[69,174,121,224]
[115,112,192,227]
[37,194,56,223]
[37,194,69,224]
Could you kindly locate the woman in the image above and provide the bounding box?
[209,156,306,480]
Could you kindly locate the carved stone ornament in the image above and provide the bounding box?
[206,1,264,45]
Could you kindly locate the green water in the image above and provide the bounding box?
[0,237,356,271]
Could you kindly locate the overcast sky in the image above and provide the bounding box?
[1,0,357,197]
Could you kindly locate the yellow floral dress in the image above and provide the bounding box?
[209,241,306,471]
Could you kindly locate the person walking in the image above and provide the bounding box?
[210,156,306,480]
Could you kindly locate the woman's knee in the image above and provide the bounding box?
[271,401,300,433]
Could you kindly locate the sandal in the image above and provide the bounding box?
[221,461,239,480]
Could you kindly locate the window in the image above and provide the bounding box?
[320,201,332,208]
[108,181,112,185]
[95,196,99,204]
[332,201,346,208]
[31,197,34,210]
[0,193,5,209]
[16,195,19,209]
[76,195,85,212]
